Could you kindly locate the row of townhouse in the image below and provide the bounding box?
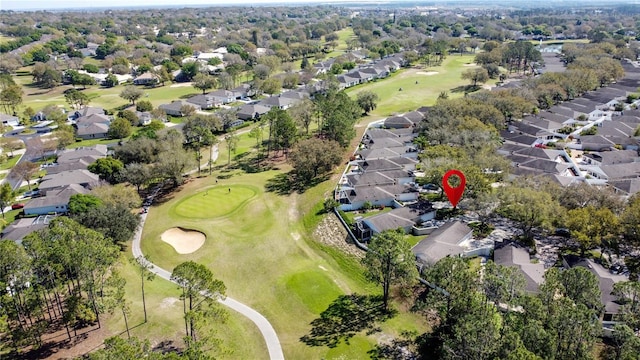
[336,55,406,90]
[160,87,312,129]
[500,62,640,193]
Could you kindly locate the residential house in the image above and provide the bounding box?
[159,100,202,117]
[493,242,546,293]
[0,216,51,242]
[585,162,640,183]
[412,221,473,266]
[75,113,111,140]
[608,178,640,195]
[232,84,253,99]
[133,72,159,86]
[384,115,414,129]
[338,185,416,211]
[582,150,639,166]
[337,126,419,211]
[38,169,100,191]
[355,201,436,241]
[187,94,222,110]
[504,146,579,179]
[280,90,310,101]
[208,89,235,104]
[136,111,155,126]
[71,106,105,120]
[313,58,336,75]
[563,256,626,323]
[259,95,298,110]
[24,184,89,215]
[0,114,19,127]
[56,145,108,164]
[360,66,389,79]
[237,104,270,121]
[337,74,359,89]
[46,159,94,174]
[548,105,577,120]
[78,43,99,57]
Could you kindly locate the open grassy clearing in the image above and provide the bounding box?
[15,72,200,113]
[139,167,428,359]
[0,154,21,171]
[0,35,15,44]
[104,254,268,360]
[172,184,257,219]
[346,54,496,117]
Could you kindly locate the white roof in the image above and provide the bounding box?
[197,53,224,60]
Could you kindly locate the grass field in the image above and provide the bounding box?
[15,72,200,114]
[0,154,21,171]
[346,55,494,117]
[0,35,14,44]
[105,255,268,360]
[139,168,428,359]
[172,184,258,219]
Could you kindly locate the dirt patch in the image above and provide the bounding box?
[416,71,439,76]
[313,213,364,259]
[37,324,108,360]
[161,227,205,254]
[160,297,180,309]
[169,82,193,88]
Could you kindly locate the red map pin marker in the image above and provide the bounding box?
[442,169,466,208]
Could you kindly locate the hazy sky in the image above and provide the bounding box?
[2,0,359,10]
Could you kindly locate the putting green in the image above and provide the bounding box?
[171,185,258,219]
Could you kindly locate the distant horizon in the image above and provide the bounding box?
[4,0,353,11]
[2,0,630,11]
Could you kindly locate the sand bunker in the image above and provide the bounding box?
[416,71,439,76]
[161,227,205,254]
[463,63,477,67]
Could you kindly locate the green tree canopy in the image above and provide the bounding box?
[362,229,417,311]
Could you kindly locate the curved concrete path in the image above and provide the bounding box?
[132,212,284,360]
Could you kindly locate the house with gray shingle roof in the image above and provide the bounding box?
[159,100,201,117]
[384,115,413,129]
[237,104,270,120]
[77,123,109,140]
[24,184,89,215]
[0,114,19,127]
[39,169,100,191]
[57,145,108,164]
[187,94,222,110]
[356,202,436,241]
[582,150,639,166]
[75,113,111,139]
[494,242,545,293]
[563,255,626,323]
[337,74,358,89]
[259,95,299,110]
[412,221,473,266]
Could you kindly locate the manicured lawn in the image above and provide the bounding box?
[0,209,21,229]
[0,35,14,44]
[138,167,426,359]
[105,255,268,360]
[66,138,119,149]
[171,184,258,219]
[346,55,497,117]
[336,27,356,51]
[0,154,21,171]
[16,73,200,114]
